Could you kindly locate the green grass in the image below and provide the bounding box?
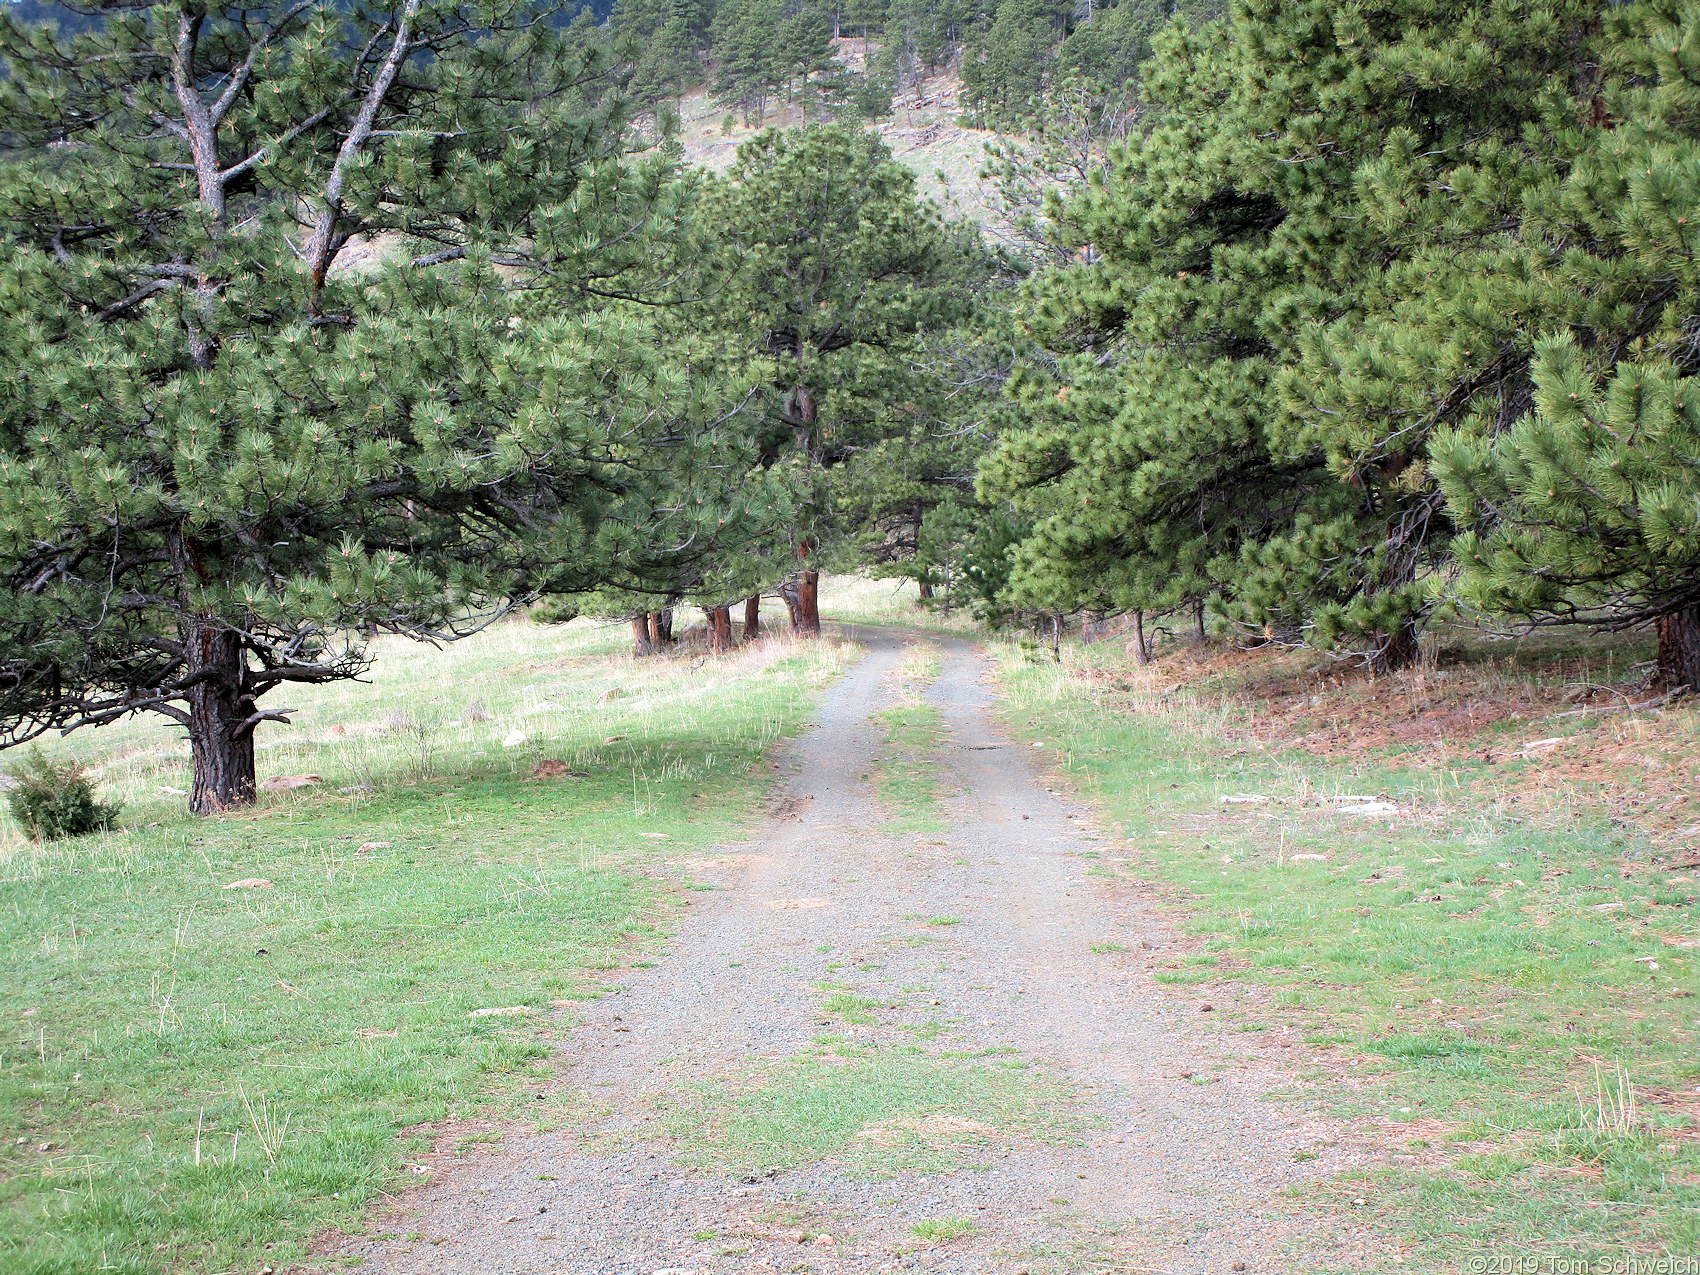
[664,1039,1078,1178]
[869,643,951,834]
[0,619,853,1275]
[910,1215,976,1242]
[816,574,984,637]
[990,640,1700,1261]
[822,992,883,1024]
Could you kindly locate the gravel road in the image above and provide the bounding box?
[334,629,1360,1274]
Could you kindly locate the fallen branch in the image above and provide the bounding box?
[1554,687,1689,720]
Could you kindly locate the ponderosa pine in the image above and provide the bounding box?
[697,124,987,634]
[0,0,758,811]
[985,0,1605,669]
[1430,0,1700,689]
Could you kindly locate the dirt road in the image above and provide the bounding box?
[340,630,1356,1273]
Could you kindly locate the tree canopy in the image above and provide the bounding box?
[0,0,766,810]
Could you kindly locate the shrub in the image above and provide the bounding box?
[4,748,121,841]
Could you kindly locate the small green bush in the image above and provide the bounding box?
[4,748,121,841]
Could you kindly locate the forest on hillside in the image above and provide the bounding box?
[2,0,1699,814]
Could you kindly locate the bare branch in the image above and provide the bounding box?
[303,0,423,307]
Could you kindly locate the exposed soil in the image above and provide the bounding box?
[330,630,1368,1274]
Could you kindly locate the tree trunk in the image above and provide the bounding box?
[779,580,802,629]
[917,581,934,601]
[1194,600,1206,644]
[1368,621,1420,676]
[651,608,673,646]
[743,594,762,641]
[1657,604,1700,691]
[631,614,655,658]
[796,570,820,635]
[184,621,257,814]
[705,604,734,654]
[1129,609,1150,666]
[791,537,820,636]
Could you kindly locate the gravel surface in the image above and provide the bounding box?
[336,630,1358,1274]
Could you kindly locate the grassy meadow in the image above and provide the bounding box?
[0,612,853,1275]
[990,630,1700,1261]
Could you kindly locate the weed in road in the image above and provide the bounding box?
[911,1216,976,1241]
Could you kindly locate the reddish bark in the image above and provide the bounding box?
[650,608,673,647]
[917,581,934,600]
[631,615,655,658]
[743,594,761,641]
[705,604,734,654]
[1657,605,1700,692]
[792,540,821,636]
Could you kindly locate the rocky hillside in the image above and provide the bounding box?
[672,41,1015,235]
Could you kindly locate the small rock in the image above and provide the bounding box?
[339,784,373,793]
[38,1142,53,1152]
[1198,1003,1213,1013]
[359,841,390,851]
[604,734,628,744]
[597,686,623,704]
[158,785,188,796]
[813,1234,837,1247]
[222,878,274,890]
[790,1230,807,1243]
[1232,1265,1247,1272]
[469,1006,532,1018]
[502,730,527,747]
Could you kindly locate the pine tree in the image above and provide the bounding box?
[1429,0,1700,690]
[0,0,752,811]
[984,0,1604,668]
[711,0,783,122]
[778,2,841,117]
[834,326,1016,606]
[960,0,1064,125]
[696,125,988,633]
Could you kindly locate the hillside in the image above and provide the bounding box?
[673,41,1015,234]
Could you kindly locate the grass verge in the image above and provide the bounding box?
[0,619,853,1275]
[989,637,1700,1264]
